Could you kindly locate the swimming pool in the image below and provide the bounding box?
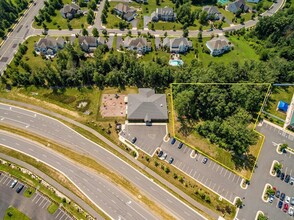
[218,0,229,5]
[169,59,184,66]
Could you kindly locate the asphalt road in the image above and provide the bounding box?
[237,120,294,220]
[0,131,158,220]
[0,103,207,220]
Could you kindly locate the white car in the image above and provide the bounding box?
[289,207,294,216]
[10,179,18,188]
[269,196,274,203]
[160,153,167,160]
[285,196,290,204]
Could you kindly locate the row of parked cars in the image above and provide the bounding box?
[269,187,294,216]
[158,150,174,164]
[10,179,24,193]
[277,169,294,185]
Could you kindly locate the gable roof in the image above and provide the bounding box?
[127,88,168,121]
[78,36,97,45]
[170,37,192,48]
[206,37,231,50]
[157,7,174,16]
[115,3,134,13]
[124,37,150,48]
[228,0,248,11]
[61,3,80,13]
[203,6,220,15]
[35,36,58,48]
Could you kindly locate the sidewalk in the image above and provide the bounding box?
[0,98,219,219]
[0,153,103,220]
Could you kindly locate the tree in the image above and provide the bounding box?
[87,10,94,24]
[92,27,99,37]
[235,198,243,208]
[156,0,160,5]
[199,11,208,25]
[240,17,245,24]
[218,22,223,29]
[197,31,202,42]
[82,28,88,36]
[88,0,97,10]
[101,14,107,24]
[183,28,189,37]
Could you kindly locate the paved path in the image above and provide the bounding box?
[0,98,218,219]
[0,153,103,220]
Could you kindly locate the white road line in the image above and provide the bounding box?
[212,163,216,170]
[219,167,224,175]
[216,166,220,172]
[42,200,49,209]
[35,196,42,204]
[193,170,197,177]
[32,194,39,202]
[232,175,236,182]
[227,172,232,180]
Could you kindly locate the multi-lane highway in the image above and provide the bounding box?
[0,131,158,220]
[0,103,207,220]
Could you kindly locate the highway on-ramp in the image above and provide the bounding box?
[0,103,206,220]
[0,130,158,220]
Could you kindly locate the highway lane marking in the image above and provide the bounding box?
[0,116,30,128]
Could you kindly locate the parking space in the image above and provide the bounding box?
[0,172,73,220]
[160,139,244,203]
[120,124,167,156]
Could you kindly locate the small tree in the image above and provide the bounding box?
[82,28,88,36]
[280,143,288,152]
[235,198,243,208]
[183,28,189,37]
[92,28,99,37]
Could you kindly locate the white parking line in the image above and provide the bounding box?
[285,167,288,174]
[5,178,11,185]
[42,200,49,209]
[231,175,236,182]
[208,162,212,168]
[39,199,46,207]
[59,212,66,220]
[200,176,204,182]
[217,186,220,192]
[35,196,42,204]
[193,170,197,177]
[219,167,224,175]
[55,210,62,219]
[227,172,232,180]
[216,166,220,173]
[223,170,228,177]
[32,194,39,202]
[212,183,216,190]
[2,177,8,184]
[189,169,193,176]
[196,173,201,179]
[211,163,216,170]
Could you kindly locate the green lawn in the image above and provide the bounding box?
[33,0,89,29]
[4,206,30,220]
[198,36,259,66]
[23,187,36,198]
[47,203,59,214]
[265,86,294,120]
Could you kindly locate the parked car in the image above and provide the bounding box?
[278,201,283,209]
[158,150,163,157]
[283,203,289,212]
[290,177,294,185]
[202,157,208,164]
[277,169,281,178]
[285,174,290,183]
[273,187,276,193]
[276,190,280,198]
[10,179,18,188]
[281,193,286,201]
[269,196,274,203]
[286,196,290,204]
[131,137,137,144]
[171,138,176,145]
[178,142,183,149]
[16,184,24,193]
[291,197,294,205]
[160,153,167,160]
[281,172,285,181]
[289,207,294,216]
[168,157,174,164]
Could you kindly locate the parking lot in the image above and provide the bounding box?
[160,139,245,203]
[120,124,167,156]
[0,173,73,220]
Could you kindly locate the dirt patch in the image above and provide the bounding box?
[100,94,126,117]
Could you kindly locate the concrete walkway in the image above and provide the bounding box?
[0,98,219,219]
[284,94,294,129]
[0,153,103,220]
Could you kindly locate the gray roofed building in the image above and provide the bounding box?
[206,37,233,56]
[78,36,99,52]
[163,37,192,53]
[226,0,249,13]
[203,6,223,20]
[151,6,176,22]
[60,3,81,19]
[114,3,137,21]
[34,36,65,56]
[127,88,168,122]
[124,37,151,54]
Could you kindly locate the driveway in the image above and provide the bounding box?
[237,120,294,220]
[143,16,151,29]
[116,35,123,49]
[106,35,114,49]
[0,173,72,220]
[120,124,167,156]
[160,139,244,203]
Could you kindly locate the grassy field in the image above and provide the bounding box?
[23,187,36,198]
[47,203,59,214]
[139,153,236,219]
[265,86,294,120]
[198,36,259,66]
[33,0,89,29]
[4,206,30,220]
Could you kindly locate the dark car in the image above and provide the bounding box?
[276,190,280,198]
[277,169,281,178]
[131,137,137,144]
[16,184,24,193]
[178,142,183,149]
[280,173,285,181]
[202,157,208,164]
[278,201,283,209]
[171,138,176,145]
[168,157,174,164]
[285,174,290,183]
[158,150,163,157]
[281,193,285,201]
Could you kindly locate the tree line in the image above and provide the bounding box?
[0,0,29,39]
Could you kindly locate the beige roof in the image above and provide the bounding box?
[115,3,133,13]
[206,38,230,50]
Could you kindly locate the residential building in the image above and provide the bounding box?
[78,36,101,52]
[127,88,168,123]
[206,37,232,56]
[226,0,249,13]
[202,6,223,20]
[60,3,81,19]
[34,36,65,56]
[123,37,151,54]
[151,6,176,21]
[163,37,192,53]
[114,3,137,22]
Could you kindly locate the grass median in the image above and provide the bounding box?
[4,206,30,220]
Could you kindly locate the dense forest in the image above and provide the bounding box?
[1,6,294,89]
[172,84,268,156]
[0,0,29,39]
